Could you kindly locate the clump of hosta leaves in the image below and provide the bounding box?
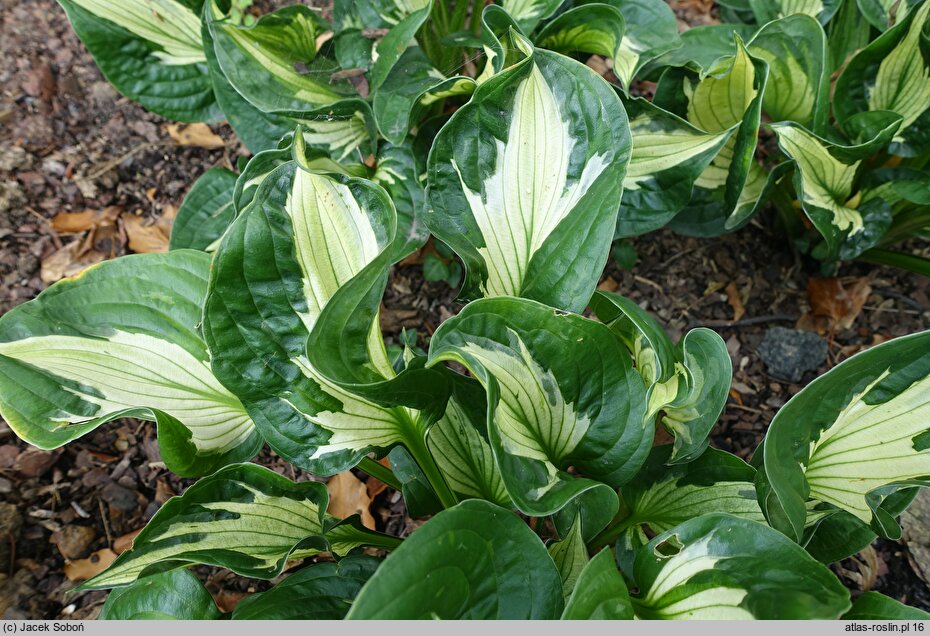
[3,0,929,620]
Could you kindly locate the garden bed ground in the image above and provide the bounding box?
[1,0,929,620]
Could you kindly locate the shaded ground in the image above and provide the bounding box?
[1,0,929,620]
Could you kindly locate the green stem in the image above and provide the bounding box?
[358,456,403,491]
[588,498,635,552]
[404,425,459,509]
[469,0,484,33]
[858,248,930,277]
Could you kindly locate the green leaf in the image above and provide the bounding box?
[827,0,873,71]
[760,329,930,542]
[208,4,355,113]
[632,514,851,619]
[285,100,378,163]
[429,297,650,535]
[593,0,681,89]
[561,548,635,619]
[0,251,259,477]
[170,167,237,251]
[427,375,510,506]
[367,0,431,92]
[749,0,841,24]
[372,141,429,258]
[618,97,733,236]
[590,291,731,463]
[57,0,220,122]
[644,23,756,74]
[502,0,565,32]
[748,15,829,132]
[771,121,894,259]
[857,0,923,30]
[372,46,476,144]
[614,446,766,547]
[388,445,444,517]
[534,4,627,82]
[100,569,220,620]
[843,592,930,620]
[347,500,564,619]
[426,40,631,312]
[548,514,588,600]
[232,556,380,620]
[81,463,333,589]
[835,0,930,156]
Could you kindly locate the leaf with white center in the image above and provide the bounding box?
[772,121,894,259]
[208,4,355,114]
[561,548,635,620]
[760,330,930,542]
[372,47,476,144]
[81,463,330,589]
[367,0,432,93]
[57,0,219,122]
[605,446,765,553]
[747,14,829,131]
[858,0,920,30]
[843,592,930,620]
[534,5,627,80]
[99,569,221,620]
[591,291,731,464]
[429,297,650,536]
[631,514,850,619]
[749,0,841,24]
[426,375,510,506]
[502,0,565,32]
[287,100,378,163]
[835,0,930,156]
[655,38,771,235]
[548,514,588,600]
[170,167,237,251]
[616,98,732,236]
[231,556,380,620]
[427,42,630,312]
[0,251,259,477]
[205,151,449,475]
[348,500,564,619]
[373,141,429,259]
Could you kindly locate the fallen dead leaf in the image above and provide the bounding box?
[901,489,930,586]
[40,242,106,283]
[113,529,142,554]
[327,471,376,530]
[63,548,117,582]
[51,525,97,560]
[123,214,170,253]
[365,457,392,499]
[798,277,871,335]
[166,122,225,149]
[50,206,121,234]
[725,281,746,322]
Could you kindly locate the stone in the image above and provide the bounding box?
[756,327,828,383]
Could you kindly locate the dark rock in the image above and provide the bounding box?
[757,327,828,383]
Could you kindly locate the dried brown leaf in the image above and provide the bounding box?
[800,277,872,334]
[40,242,106,283]
[166,122,225,149]
[327,471,376,530]
[725,281,746,322]
[63,548,117,582]
[50,206,121,234]
[123,214,169,253]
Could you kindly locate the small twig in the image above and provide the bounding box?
[97,498,113,549]
[728,403,764,415]
[687,314,797,330]
[84,141,168,180]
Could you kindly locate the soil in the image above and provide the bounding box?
[1,0,929,621]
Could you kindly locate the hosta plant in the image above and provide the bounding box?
[4,0,930,621]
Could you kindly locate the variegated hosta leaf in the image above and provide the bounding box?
[502,0,565,32]
[367,0,432,93]
[170,167,237,251]
[99,569,221,620]
[0,251,260,477]
[205,147,448,475]
[771,122,893,259]
[747,14,829,131]
[592,0,682,90]
[643,23,756,75]
[287,100,379,163]
[857,0,920,30]
[760,329,930,542]
[57,0,219,122]
[749,0,841,24]
[560,548,635,620]
[426,376,510,506]
[427,40,631,312]
[208,4,355,113]
[835,0,930,156]
[548,514,588,600]
[534,5,626,80]
[348,500,564,619]
[617,98,733,237]
[610,446,765,551]
[631,514,850,619]
[428,297,650,536]
[81,463,395,590]
[590,291,731,464]
[372,47,476,144]
[656,39,770,235]
[373,141,430,258]
[231,556,380,620]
